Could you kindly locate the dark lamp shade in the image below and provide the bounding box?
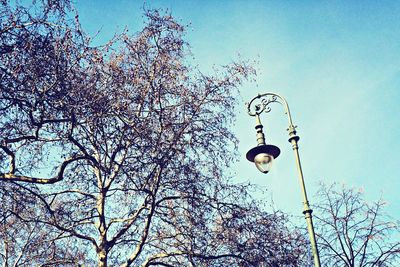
[246,144,281,174]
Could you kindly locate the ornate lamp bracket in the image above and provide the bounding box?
[246,93,280,116]
[246,92,298,142]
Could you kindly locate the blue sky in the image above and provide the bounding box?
[75,1,400,218]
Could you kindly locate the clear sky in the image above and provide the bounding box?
[75,1,400,218]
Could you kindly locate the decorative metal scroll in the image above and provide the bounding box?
[246,92,296,135]
[246,93,281,116]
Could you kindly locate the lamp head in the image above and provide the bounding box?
[246,144,280,174]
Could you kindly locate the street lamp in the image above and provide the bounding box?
[246,92,321,267]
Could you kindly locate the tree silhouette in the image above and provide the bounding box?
[314,184,400,267]
[0,1,306,266]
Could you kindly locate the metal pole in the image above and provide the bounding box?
[288,126,321,267]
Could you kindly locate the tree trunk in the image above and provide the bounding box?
[97,249,107,267]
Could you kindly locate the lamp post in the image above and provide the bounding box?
[245,92,321,267]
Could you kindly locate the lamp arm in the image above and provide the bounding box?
[246,92,297,138]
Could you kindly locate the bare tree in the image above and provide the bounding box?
[0,183,88,267]
[1,1,307,266]
[314,183,400,267]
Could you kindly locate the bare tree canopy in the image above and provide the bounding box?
[314,183,400,267]
[0,1,307,266]
[0,183,88,266]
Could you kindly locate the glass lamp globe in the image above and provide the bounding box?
[246,144,280,174]
[254,153,274,173]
